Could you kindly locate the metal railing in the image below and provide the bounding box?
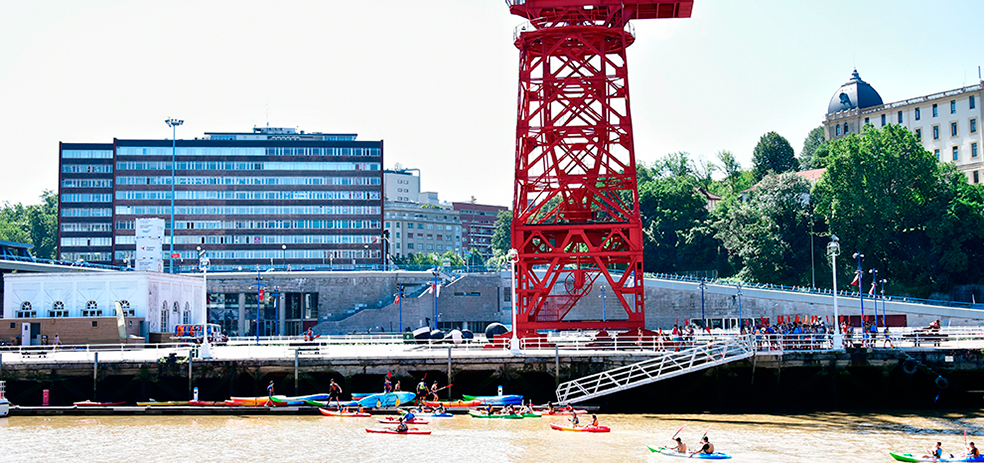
[555,335,755,404]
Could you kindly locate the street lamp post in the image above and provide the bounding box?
[165,118,183,274]
[508,248,520,352]
[879,278,888,327]
[869,268,879,328]
[699,278,707,331]
[736,283,743,333]
[827,235,843,349]
[197,246,211,358]
[854,252,865,342]
[397,284,405,333]
[599,285,607,323]
[251,265,265,346]
[281,244,287,271]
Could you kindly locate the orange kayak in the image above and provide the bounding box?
[549,423,610,432]
[423,399,480,408]
[319,408,371,417]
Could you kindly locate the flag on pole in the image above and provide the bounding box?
[868,281,877,296]
[394,294,401,304]
[435,284,440,298]
[850,272,860,286]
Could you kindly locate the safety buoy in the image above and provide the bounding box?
[935,376,949,389]
[902,359,918,375]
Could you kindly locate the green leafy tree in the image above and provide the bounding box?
[639,175,712,273]
[752,132,798,181]
[490,209,512,255]
[714,173,814,285]
[812,124,984,296]
[716,150,743,197]
[799,125,829,170]
[654,151,694,178]
[0,190,58,259]
[440,250,464,266]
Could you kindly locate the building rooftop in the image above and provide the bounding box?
[827,69,883,115]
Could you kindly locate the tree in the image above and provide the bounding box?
[639,175,712,273]
[0,190,58,259]
[490,209,512,256]
[716,150,743,196]
[654,151,694,178]
[799,126,831,170]
[812,124,984,296]
[714,173,814,285]
[752,132,797,180]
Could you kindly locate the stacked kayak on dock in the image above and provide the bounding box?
[890,453,984,462]
[648,446,731,459]
[423,399,480,408]
[400,410,453,418]
[468,411,524,419]
[462,394,523,406]
[74,400,125,406]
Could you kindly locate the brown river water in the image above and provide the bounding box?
[2,411,982,462]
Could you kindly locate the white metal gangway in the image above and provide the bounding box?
[554,335,755,404]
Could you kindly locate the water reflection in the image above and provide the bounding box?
[2,411,982,463]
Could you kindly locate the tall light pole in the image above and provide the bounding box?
[869,268,879,328]
[508,248,520,352]
[599,285,607,323]
[251,265,265,346]
[736,283,743,333]
[879,277,888,327]
[854,252,865,341]
[281,244,287,270]
[397,284,405,334]
[197,246,211,358]
[699,278,707,331]
[827,235,842,349]
[165,118,183,274]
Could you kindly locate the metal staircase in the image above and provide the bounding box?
[555,335,755,404]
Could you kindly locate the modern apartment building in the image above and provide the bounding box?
[383,201,461,261]
[452,201,507,261]
[58,127,384,272]
[824,70,983,182]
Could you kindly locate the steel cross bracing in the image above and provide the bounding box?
[554,335,754,404]
[509,2,660,333]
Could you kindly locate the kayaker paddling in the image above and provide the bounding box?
[668,437,687,454]
[395,416,409,433]
[690,436,714,458]
[570,413,580,428]
[591,415,599,427]
[922,442,943,460]
[966,442,980,458]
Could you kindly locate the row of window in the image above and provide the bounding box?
[386,222,460,231]
[115,249,378,261]
[116,219,381,231]
[114,233,379,246]
[114,205,380,216]
[116,175,381,186]
[117,146,380,157]
[116,161,380,172]
[404,233,459,242]
[61,237,113,247]
[115,190,380,201]
[61,193,112,203]
[62,164,112,173]
[933,143,980,161]
[61,150,114,159]
[62,178,113,188]
[401,243,456,251]
[62,208,112,217]
[60,252,112,261]
[61,222,113,232]
[16,300,133,318]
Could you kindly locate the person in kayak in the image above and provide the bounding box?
[668,437,686,453]
[922,442,943,460]
[590,415,599,427]
[691,436,714,456]
[569,413,580,428]
[396,416,409,433]
[966,442,980,458]
[404,410,416,421]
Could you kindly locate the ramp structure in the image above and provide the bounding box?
[507,0,693,333]
[555,335,752,404]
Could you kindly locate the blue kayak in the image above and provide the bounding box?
[356,392,415,408]
[462,394,524,406]
[648,446,732,459]
[890,452,984,462]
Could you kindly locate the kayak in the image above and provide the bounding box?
[549,423,610,433]
[649,445,731,459]
[319,408,371,417]
[357,392,415,408]
[304,399,358,408]
[377,417,430,425]
[462,394,524,406]
[136,401,189,406]
[540,409,589,415]
[267,393,331,406]
[890,452,984,462]
[365,427,431,435]
[74,400,126,406]
[400,411,453,418]
[469,411,524,419]
[423,399,481,408]
[226,395,283,406]
[522,412,543,418]
[188,400,223,406]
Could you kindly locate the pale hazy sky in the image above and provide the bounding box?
[1,0,982,208]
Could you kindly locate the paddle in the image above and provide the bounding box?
[689,425,712,458]
[671,424,687,440]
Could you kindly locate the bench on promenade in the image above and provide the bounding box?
[21,351,48,359]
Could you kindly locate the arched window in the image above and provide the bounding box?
[50,300,67,318]
[83,300,101,317]
[17,301,36,318]
[182,301,191,325]
[119,300,133,316]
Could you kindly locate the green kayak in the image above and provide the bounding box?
[468,411,524,419]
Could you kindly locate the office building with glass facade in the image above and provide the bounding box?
[58,127,384,272]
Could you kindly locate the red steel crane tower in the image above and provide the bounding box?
[507,0,693,334]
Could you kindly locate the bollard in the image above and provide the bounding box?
[447,347,452,399]
[294,348,299,394]
[189,354,194,399]
[194,387,199,402]
[93,352,98,400]
[43,388,50,406]
[555,345,560,387]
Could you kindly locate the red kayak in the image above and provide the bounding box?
[377,417,429,425]
[74,400,125,406]
[365,427,431,435]
[549,423,610,433]
[320,408,371,417]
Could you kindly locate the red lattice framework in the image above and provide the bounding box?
[508,0,692,333]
